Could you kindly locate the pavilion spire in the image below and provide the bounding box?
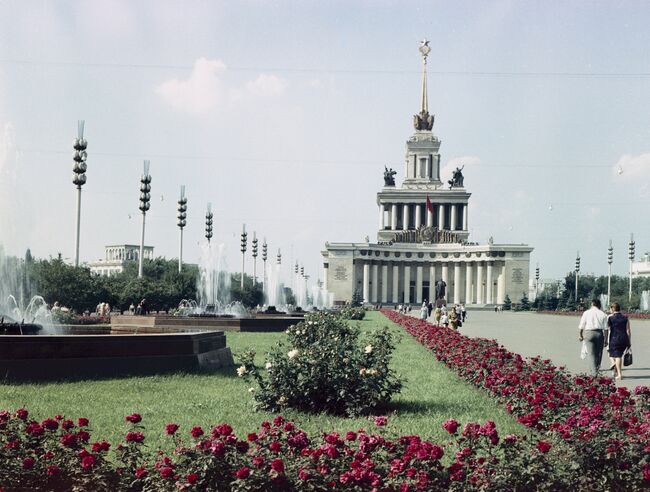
[413,39,434,131]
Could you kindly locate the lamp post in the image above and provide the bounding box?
[262,238,268,292]
[252,232,258,285]
[240,224,247,289]
[535,263,540,301]
[204,204,213,244]
[277,248,282,265]
[574,251,580,308]
[629,233,635,303]
[72,120,88,267]
[607,239,613,303]
[138,161,151,278]
[177,186,187,273]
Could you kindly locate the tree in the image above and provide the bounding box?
[351,288,364,307]
[520,293,531,311]
[503,295,512,311]
[230,273,264,308]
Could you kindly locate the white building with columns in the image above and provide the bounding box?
[322,41,533,307]
[88,244,154,277]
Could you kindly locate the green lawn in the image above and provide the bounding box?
[0,311,524,450]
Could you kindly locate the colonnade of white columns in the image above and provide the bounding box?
[379,203,468,231]
[361,259,506,306]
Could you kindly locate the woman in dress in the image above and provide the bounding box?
[607,302,631,380]
[420,302,428,320]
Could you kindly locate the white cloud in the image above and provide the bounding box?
[441,155,481,182]
[613,153,650,180]
[156,58,227,115]
[244,74,286,97]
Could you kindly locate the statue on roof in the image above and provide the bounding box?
[448,165,465,189]
[383,166,397,186]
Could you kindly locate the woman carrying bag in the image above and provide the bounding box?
[606,302,632,380]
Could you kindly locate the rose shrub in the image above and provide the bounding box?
[382,309,650,490]
[238,312,402,416]
[338,306,366,320]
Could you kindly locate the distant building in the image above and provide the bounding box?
[632,252,650,277]
[88,245,154,276]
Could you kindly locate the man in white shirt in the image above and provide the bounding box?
[578,298,609,376]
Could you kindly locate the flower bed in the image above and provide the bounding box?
[536,310,650,320]
[381,309,650,490]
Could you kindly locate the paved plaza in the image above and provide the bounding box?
[455,310,650,389]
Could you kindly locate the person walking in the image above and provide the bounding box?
[434,306,442,326]
[578,298,608,377]
[606,303,632,380]
[427,301,433,318]
[449,307,459,330]
[440,311,449,328]
[420,302,428,320]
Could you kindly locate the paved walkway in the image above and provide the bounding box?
[411,310,650,389]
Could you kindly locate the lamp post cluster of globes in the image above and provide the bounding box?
[569,234,636,307]
[71,121,282,287]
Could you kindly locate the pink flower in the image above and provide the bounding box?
[235,466,251,479]
[165,423,179,435]
[442,419,459,434]
[373,416,388,427]
[125,413,142,424]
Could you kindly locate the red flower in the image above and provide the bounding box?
[76,430,90,442]
[135,467,148,479]
[235,466,251,479]
[430,445,444,460]
[212,423,233,436]
[47,465,61,476]
[269,441,282,453]
[125,431,145,443]
[60,433,78,447]
[22,457,35,470]
[15,408,28,420]
[165,423,179,435]
[61,420,74,430]
[345,431,357,441]
[160,466,174,479]
[41,418,59,431]
[77,418,89,427]
[81,454,96,470]
[298,469,311,481]
[247,432,258,441]
[92,441,110,453]
[643,464,650,481]
[273,416,285,426]
[442,419,459,434]
[26,422,44,436]
[536,440,552,454]
[373,416,388,427]
[125,413,142,424]
[190,426,204,438]
[187,473,199,484]
[270,458,285,474]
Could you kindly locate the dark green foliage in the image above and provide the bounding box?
[229,273,264,308]
[503,295,512,310]
[351,288,364,307]
[519,293,531,311]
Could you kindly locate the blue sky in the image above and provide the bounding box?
[1,0,649,281]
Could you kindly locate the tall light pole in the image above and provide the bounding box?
[262,238,268,292]
[138,161,151,278]
[177,186,187,273]
[607,239,613,304]
[240,224,247,289]
[72,120,88,267]
[535,263,540,301]
[574,251,581,309]
[252,232,258,285]
[629,233,635,304]
[204,203,213,244]
[277,248,282,265]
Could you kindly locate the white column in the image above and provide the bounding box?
[497,262,506,305]
[450,205,457,231]
[414,205,422,229]
[441,263,449,302]
[429,263,436,299]
[371,264,379,303]
[323,264,328,292]
[416,265,423,303]
[438,204,445,230]
[486,261,494,304]
[379,205,384,230]
[363,263,370,304]
[391,204,398,231]
[476,262,484,304]
[465,262,473,304]
[392,264,399,303]
[463,204,469,231]
[426,206,433,227]
[403,204,410,230]
[403,265,411,304]
[381,264,388,303]
[453,263,461,303]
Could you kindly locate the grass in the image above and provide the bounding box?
[0,311,524,450]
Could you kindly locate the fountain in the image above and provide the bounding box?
[641,290,650,312]
[599,294,609,311]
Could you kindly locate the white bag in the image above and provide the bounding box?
[580,341,588,360]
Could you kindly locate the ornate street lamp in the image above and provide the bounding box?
[205,204,213,244]
[277,248,282,265]
[177,186,187,273]
[138,161,152,278]
[629,233,636,303]
[574,251,581,308]
[535,263,540,301]
[607,239,613,303]
[72,120,88,267]
[240,224,247,289]
[262,238,268,291]
[252,232,258,285]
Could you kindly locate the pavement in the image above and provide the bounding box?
[409,309,650,389]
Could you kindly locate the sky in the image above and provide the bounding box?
[1,0,649,282]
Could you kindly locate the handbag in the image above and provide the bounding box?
[623,348,633,367]
[580,341,588,360]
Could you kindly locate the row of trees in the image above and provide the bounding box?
[9,251,273,314]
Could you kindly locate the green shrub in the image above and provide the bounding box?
[238,312,402,416]
[338,306,366,320]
